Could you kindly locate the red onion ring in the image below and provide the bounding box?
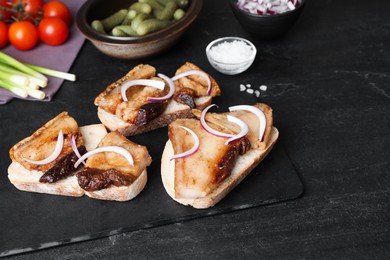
[225,115,249,144]
[120,79,165,102]
[170,126,200,160]
[229,105,266,141]
[22,130,64,165]
[70,134,86,166]
[74,146,134,168]
[147,73,175,102]
[200,104,234,138]
[171,70,212,96]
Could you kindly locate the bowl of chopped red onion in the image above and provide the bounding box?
[229,0,305,39]
[206,36,256,75]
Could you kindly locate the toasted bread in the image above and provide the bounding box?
[8,116,152,202]
[83,169,147,201]
[8,162,85,197]
[8,124,107,197]
[160,103,279,208]
[79,131,152,201]
[95,62,221,136]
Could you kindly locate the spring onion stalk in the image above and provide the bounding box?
[0,78,45,99]
[0,79,28,98]
[0,64,42,89]
[20,86,45,100]
[26,63,76,81]
[8,80,46,100]
[0,70,29,86]
[27,81,41,90]
[0,52,77,99]
[0,52,48,87]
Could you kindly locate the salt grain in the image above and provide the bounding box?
[240,83,267,97]
[259,85,268,91]
[208,40,253,64]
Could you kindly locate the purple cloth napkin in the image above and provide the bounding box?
[0,0,87,105]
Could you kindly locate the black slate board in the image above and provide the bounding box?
[0,130,302,257]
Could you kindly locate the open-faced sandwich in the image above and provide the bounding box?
[94,62,221,136]
[8,112,152,201]
[161,103,279,208]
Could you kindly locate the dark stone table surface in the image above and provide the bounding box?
[2,0,390,258]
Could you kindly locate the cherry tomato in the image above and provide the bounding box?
[0,0,12,22]
[43,0,71,25]
[38,17,68,46]
[0,21,8,48]
[12,0,44,21]
[8,21,38,50]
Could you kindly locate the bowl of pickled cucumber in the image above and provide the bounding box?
[76,0,203,59]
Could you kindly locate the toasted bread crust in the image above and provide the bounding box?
[161,103,278,208]
[8,161,85,197]
[8,162,148,201]
[161,127,279,208]
[95,62,220,136]
[84,169,147,201]
[7,124,149,201]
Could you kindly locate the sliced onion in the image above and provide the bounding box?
[171,70,212,96]
[74,146,134,168]
[22,130,64,165]
[200,104,234,138]
[70,134,86,166]
[237,0,301,15]
[229,105,266,141]
[170,126,200,160]
[225,115,249,144]
[120,79,165,102]
[147,73,175,102]
[200,104,250,144]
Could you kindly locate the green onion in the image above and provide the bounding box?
[0,70,29,86]
[0,64,41,89]
[0,52,48,87]
[0,78,45,99]
[26,64,76,82]
[15,84,46,100]
[0,51,77,101]
[0,79,28,98]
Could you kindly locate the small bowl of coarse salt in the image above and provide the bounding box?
[205,37,257,75]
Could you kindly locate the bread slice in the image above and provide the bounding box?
[161,127,279,209]
[79,131,152,202]
[7,124,107,197]
[97,96,212,136]
[83,169,147,201]
[95,62,221,136]
[161,103,278,209]
[8,162,85,197]
[8,123,151,202]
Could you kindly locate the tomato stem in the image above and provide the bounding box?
[0,1,42,23]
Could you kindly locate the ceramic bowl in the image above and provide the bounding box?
[229,0,305,39]
[205,36,256,75]
[76,0,203,59]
